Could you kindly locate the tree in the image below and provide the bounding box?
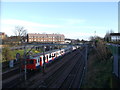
[95,39,111,61]
[14,26,27,45]
[89,36,94,41]
[76,38,80,43]
[2,46,14,61]
[55,35,60,44]
[104,30,114,42]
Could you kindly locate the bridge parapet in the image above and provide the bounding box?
[107,43,120,79]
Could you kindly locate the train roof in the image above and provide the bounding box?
[32,48,62,58]
[31,46,72,58]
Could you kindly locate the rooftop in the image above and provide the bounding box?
[110,33,120,36]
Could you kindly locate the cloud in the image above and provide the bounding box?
[1,19,63,36]
[1,19,114,39]
[66,19,86,25]
[65,32,93,38]
[57,18,86,25]
[64,32,105,40]
[1,19,62,28]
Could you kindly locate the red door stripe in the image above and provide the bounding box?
[40,57,42,66]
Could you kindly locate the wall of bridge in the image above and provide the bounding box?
[108,44,120,79]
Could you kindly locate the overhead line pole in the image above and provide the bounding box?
[24,44,27,81]
[43,36,46,74]
[85,44,88,74]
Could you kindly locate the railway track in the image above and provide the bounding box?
[27,48,85,88]
[2,49,77,88]
[42,52,80,88]
[2,48,85,88]
[2,67,20,80]
[59,49,85,88]
[27,49,79,88]
[2,74,24,88]
[45,49,85,88]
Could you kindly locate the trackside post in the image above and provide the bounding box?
[43,45,46,74]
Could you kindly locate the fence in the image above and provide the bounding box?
[107,43,120,79]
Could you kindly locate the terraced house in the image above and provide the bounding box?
[27,33,65,44]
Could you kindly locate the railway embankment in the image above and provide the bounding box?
[82,41,113,88]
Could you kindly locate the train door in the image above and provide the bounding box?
[52,53,54,60]
[61,49,64,55]
[46,55,48,63]
[45,55,47,63]
[60,50,62,55]
[63,49,65,55]
[40,56,43,66]
[48,54,52,62]
[35,57,40,68]
[56,52,58,58]
[58,50,61,57]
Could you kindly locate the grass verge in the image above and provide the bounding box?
[82,48,113,88]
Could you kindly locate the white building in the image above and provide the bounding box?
[110,33,120,42]
[64,39,72,44]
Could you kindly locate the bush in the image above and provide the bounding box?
[2,47,14,62]
[96,40,112,62]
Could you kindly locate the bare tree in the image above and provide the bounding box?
[55,35,60,44]
[54,33,61,44]
[104,29,114,42]
[14,26,27,45]
[76,38,80,43]
[89,36,94,41]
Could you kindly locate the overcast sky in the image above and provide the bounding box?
[1,2,118,40]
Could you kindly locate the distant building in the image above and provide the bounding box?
[110,33,120,42]
[27,33,65,44]
[71,39,79,44]
[7,36,20,43]
[0,32,7,40]
[65,38,71,44]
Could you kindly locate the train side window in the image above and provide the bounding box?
[27,60,34,64]
[47,55,48,59]
[40,57,42,61]
[49,54,51,58]
[35,60,37,63]
[38,58,40,62]
[52,54,54,57]
[43,56,46,60]
[30,60,34,64]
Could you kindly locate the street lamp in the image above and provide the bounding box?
[43,36,45,43]
[46,34,48,44]
[42,45,46,74]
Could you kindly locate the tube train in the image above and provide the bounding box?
[23,46,79,70]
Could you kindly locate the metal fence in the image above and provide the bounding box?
[107,43,120,79]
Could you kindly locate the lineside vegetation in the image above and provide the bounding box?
[1,46,41,63]
[82,39,113,88]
